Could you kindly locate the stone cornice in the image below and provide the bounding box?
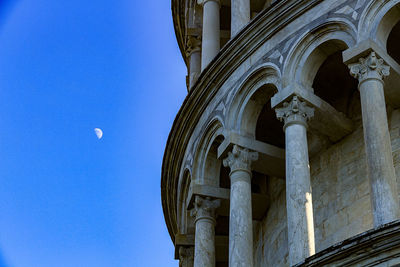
[163,0,322,243]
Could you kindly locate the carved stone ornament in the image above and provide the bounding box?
[179,246,194,267]
[185,35,201,57]
[223,145,258,173]
[275,95,314,128]
[349,52,390,83]
[190,196,220,222]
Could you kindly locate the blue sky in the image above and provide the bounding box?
[0,0,187,266]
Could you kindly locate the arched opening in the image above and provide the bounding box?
[376,3,400,50]
[240,83,278,138]
[204,135,225,186]
[387,20,400,65]
[255,96,285,148]
[178,170,195,235]
[312,49,360,120]
[308,41,366,253]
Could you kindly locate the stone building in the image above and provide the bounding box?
[162,0,400,266]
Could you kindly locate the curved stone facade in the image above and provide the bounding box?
[163,0,400,266]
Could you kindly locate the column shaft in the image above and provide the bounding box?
[360,79,399,225]
[223,145,258,267]
[201,0,220,70]
[285,123,315,265]
[276,96,315,266]
[194,218,215,267]
[191,196,220,267]
[231,0,250,37]
[189,50,201,89]
[349,52,400,226]
[229,170,253,266]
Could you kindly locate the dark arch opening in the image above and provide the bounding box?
[204,135,225,187]
[255,98,285,148]
[312,51,360,120]
[387,21,400,65]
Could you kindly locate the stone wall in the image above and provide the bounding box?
[310,124,373,252]
[253,177,289,267]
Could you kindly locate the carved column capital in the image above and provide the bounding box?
[349,52,390,85]
[190,196,220,224]
[179,246,194,267]
[275,95,314,130]
[185,35,201,57]
[223,145,258,175]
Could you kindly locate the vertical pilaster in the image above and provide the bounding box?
[198,0,220,70]
[223,145,258,267]
[231,0,250,36]
[275,96,315,266]
[191,196,220,267]
[348,51,400,227]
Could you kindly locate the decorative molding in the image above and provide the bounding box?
[275,95,314,129]
[349,51,390,83]
[223,145,258,174]
[185,35,201,57]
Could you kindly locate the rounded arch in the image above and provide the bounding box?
[283,19,356,89]
[358,0,400,46]
[226,63,281,138]
[176,168,192,234]
[192,117,225,186]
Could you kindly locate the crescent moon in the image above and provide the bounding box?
[94,128,103,139]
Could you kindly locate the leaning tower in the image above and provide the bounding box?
[162,0,400,266]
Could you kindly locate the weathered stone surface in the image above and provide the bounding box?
[347,51,400,227]
[223,145,258,267]
[231,0,250,36]
[166,0,400,266]
[276,96,316,266]
[191,196,220,267]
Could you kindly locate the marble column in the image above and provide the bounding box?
[223,145,258,267]
[179,246,194,267]
[191,196,220,267]
[186,35,201,90]
[275,96,315,266]
[348,52,400,227]
[198,0,220,71]
[231,0,250,37]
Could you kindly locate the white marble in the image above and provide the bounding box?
[191,196,220,267]
[223,145,258,267]
[276,96,315,266]
[231,0,250,37]
[349,52,400,227]
[199,0,220,70]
